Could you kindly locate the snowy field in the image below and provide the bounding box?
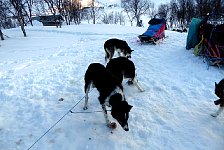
[0,24,223,150]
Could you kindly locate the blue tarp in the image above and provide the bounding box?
[142,18,166,37]
[142,23,164,37]
[186,18,202,50]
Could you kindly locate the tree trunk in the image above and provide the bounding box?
[9,0,27,37]
[92,0,96,24]
[0,30,4,40]
[20,25,27,37]
[130,20,133,26]
[136,16,140,27]
[29,8,33,26]
[93,9,96,24]
[19,17,27,37]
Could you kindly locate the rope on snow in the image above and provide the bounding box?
[27,90,92,150]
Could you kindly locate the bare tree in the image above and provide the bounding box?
[115,12,125,25]
[122,0,152,27]
[101,11,124,25]
[33,0,46,15]
[43,0,57,15]
[61,0,81,25]
[177,0,185,26]
[185,0,195,26]
[157,3,169,18]
[147,2,156,19]
[85,0,104,24]
[0,0,8,40]
[8,0,27,37]
[43,0,66,27]
[23,0,34,26]
[61,0,70,25]
[122,1,135,26]
[81,7,91,23]
[91,0,96,24]
[222,0,224,13]
[0,29,3,40]
[70,0,82,24]
[195,0,211,18]
[169,0,178,28]
[209,0,222,13]
[101,11,109,24]
[194,0,224,18]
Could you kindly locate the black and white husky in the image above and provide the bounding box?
[211,79,224,117]
[106,57,144,92]
[104,38,134,62]
[83,63,133,131]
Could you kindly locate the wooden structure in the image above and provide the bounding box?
[39,15,63,27]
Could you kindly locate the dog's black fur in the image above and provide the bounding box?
[215,79,224,100]
[211,79,224,117]
[106,57,135,83]
[106,57,144,92]
[104,38,134,62]
[83,63,133,131]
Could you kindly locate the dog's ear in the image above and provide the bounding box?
[215,82,217,87]
[131,50,134,52]
[125,104,133,112]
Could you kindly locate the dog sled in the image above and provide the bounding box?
[187,13,224,68]
[138,16,166,44]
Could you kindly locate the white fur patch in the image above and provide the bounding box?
[123,124,129,130]
[104,86,124,107]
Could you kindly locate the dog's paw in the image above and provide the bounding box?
[210,113,218,117]
[83,106,88,110]
[140,89,145,92]
[127,80,133,85]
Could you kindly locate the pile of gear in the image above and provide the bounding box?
[186,13,224,68]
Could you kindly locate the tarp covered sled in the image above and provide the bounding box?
[186,13,224,68]
[138,17,166,44]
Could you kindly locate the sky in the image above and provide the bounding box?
[0,22,223,150]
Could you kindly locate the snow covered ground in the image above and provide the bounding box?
[0,24,223,150]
